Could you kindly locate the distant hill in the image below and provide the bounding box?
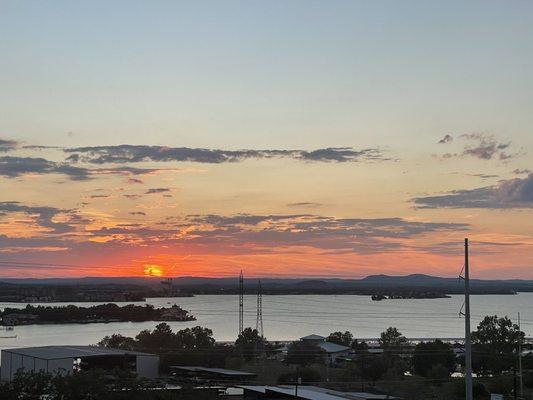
[2,273,533,295]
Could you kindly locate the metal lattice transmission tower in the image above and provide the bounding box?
[238,270,244,335]
[256,280,263,337]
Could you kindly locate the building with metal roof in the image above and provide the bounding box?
[0,345,159,382]
[171,365,256,383]
[240,385,399,400]
[281,334,351,364]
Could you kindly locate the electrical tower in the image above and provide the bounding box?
[239,270,244,335]
[256,280,263,337]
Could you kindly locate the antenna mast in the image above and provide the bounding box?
[239,270,244,335]
[256,280,264,337]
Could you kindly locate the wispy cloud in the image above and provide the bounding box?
[461,133,513,160]
[0,156,92,180]
[64,145,388,164]
[438,133,517,161]
[0,156,172,181]
[438,134,453,144]
[0,139,19,153]
[145,188,171,195]
[413,174,533,209]
[0,202,80,233]
[287,202,323,208]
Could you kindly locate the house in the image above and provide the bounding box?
[283,334,352,365]
[0,345,159,382]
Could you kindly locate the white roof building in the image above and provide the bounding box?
[279,334,352,364]
[0,345,159,382]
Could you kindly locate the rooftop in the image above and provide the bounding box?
[301,334,326,341]
[318,341,351,353]
[239,385,398,400]
[171,366,256,377]
[2,345,153,360]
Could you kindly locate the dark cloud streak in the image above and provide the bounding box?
[64,145,387,164]
[413,174,533,209]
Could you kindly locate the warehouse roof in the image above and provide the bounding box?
[2,345,154,360]
[239,385,399,400]
[171,366,256,376]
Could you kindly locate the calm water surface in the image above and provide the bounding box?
[1,293,532,362]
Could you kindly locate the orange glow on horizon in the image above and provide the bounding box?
[143,264,164,277]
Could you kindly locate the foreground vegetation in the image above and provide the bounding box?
[3,314,532,399]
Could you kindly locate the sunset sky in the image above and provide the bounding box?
[0,1,532,279]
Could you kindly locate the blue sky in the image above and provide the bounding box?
[0,1,532,278]
[2,1,532,150]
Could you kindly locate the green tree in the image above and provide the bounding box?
[412,340,456,377]
[235,327,265,361]
[327,331,353,347]
[284,341,325,366]
[136,322,178,351]
[176,326,215,349]
[471,315,524,375]
[379,327,408,350]
[98,333,137,351]
[8,371,52,400]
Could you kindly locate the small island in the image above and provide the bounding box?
[371,290,451,300]
[0,303,196,326]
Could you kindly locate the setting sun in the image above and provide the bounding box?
[143,264,164,277]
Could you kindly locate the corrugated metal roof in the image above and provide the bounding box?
[1,345,154,360]
[239,385,398,400]
[171,366,256,376]
[300,334,326,340]
[318,341,351,353]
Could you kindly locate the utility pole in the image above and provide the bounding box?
[518,312,524,399]
[256,280,264,337]
[514,367,518,400]
[464,238,473,400]
[239,270,244,335]
[295,367,301,397]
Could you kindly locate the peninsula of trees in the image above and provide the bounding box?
[0,303,195,326]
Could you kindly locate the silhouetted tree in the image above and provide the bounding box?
[327,331,353,347]
[413,340,456,377]
[284,341,325,366]
[379,327,408,350]
[176,326,215,349]
[98,334,137,351]
[471,315,524,375]
[235,327,265,361]
[136,322,178,351]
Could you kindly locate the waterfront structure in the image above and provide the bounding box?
[0,345,159,382]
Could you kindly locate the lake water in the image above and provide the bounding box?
[1,293,532,362]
